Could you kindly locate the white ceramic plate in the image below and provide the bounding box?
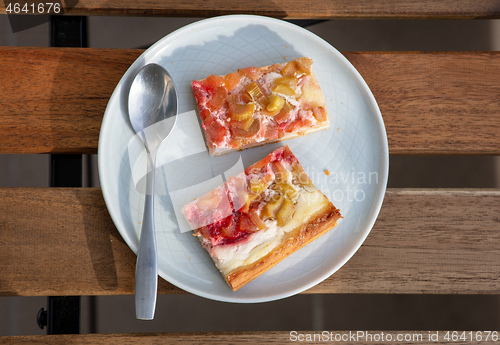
[98,15,389,303]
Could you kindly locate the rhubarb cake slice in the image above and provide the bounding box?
[181,146,341,291]
[191,58,330,156]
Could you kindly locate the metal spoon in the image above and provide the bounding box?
[128,63,177,320]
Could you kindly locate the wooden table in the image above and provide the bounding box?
[0,1,499,343]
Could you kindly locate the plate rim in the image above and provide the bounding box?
[98,14,389,303]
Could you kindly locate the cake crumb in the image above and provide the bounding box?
[324,169,330,176]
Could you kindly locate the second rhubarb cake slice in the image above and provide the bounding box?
[192,58,330,156]
[181,146,341,291]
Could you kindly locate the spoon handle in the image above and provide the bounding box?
[135,155,158,320]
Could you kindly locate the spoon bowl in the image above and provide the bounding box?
[129,63,177,149]
[128,63,178,320]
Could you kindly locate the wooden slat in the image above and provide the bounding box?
[1,331,499,345]
[0,188,499,296]
[347,52,500,155]
[0,47,139,154]
[0,0,499,19]
[0,48,498,155]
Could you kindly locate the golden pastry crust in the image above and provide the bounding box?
[225,200,341,291]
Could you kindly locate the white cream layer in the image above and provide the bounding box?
[210,190,329,276]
